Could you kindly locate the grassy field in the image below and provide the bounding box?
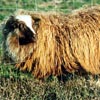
[1,0,100,100]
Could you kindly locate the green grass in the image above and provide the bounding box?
[1,0,100,21]
[1,0,100,100]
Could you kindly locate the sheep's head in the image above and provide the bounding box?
[3,15,40,45]
[2,14,40,62]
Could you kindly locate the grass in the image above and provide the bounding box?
[0,64,100,100]
[1,0,100,100]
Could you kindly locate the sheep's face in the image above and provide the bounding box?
[3,15,38,45]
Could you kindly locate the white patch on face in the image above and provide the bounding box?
[16,15,36,34]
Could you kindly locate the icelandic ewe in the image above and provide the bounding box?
[3,6,100,78]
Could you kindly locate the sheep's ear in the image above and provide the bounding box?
[34,17,40,24]
[9,15,15,20]
[3,16,18,36]
[6,16,18,28]
[32,16,41,32]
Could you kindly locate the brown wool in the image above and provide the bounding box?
[3,6,100,78]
